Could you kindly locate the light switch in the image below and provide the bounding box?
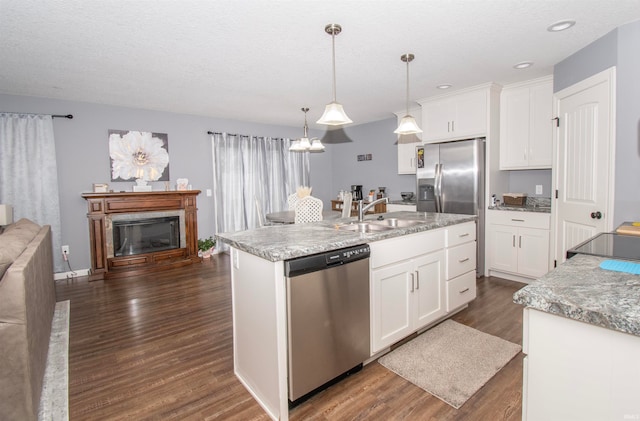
[535,185,543,195]
[206,189,212,197]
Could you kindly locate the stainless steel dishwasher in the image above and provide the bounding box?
[285,244,370,406]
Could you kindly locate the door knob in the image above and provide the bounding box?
[590,211,602,219]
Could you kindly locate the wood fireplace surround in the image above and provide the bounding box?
[81,191,201,281]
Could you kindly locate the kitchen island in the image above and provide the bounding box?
[513,254,640,420]
[217,211,476,421]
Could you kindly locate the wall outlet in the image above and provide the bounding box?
[61,245,70,255]
[535,185,543,195]
[206,189,212,197]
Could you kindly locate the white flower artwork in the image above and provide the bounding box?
[109,130,170,182]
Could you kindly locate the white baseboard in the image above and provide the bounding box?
[54,268,91,280]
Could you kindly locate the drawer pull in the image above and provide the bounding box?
[459,288,470,294]
[511,218,525,222]
[458,233,470,237]
[410,272,415,293]
[458,257,470,263]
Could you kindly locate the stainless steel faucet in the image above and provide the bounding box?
[357,197,389,222]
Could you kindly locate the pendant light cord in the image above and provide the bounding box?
[331,30,337,102]
[405,58,410,114]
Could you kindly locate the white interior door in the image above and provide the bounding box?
[553,67,615,264]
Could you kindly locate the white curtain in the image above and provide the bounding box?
[211,133,310,244]
[0,113,63,272]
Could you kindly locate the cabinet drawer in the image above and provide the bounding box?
[446,241,476,280]
[386,203,417,212]
[446,222,476,247]
[109,255,150,268]
[446,271,476,312]
[370,228,445,269]
[488,210,550,229]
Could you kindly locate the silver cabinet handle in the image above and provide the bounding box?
[458,233,470,238]
[451,120,455,132]
[513,235,516,247]
[458,257,470,263]
[511,218,525,222]
[519,236,522,248]
[415,270,419,290]
[410,272,415,292]
[459,288,470,294]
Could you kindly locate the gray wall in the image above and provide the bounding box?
[507,170,552,197]
[553,19,640,225]
[329,117,416,201]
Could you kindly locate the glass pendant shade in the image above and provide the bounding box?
[394,114,423,135]
[316,101,353,125]
[309,138,325,152]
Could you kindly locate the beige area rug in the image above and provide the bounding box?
[39,300,70,421]
[378,319,521,409]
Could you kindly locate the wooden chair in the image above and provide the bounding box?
[294,196,324,224]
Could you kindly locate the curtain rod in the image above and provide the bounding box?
[1,112,73,119]
[207,131,287,141]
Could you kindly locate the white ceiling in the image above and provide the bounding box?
[1,0,640,129]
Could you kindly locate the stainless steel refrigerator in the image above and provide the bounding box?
[416,138,485,276]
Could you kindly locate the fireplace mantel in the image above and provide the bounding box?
[81,190,201,280]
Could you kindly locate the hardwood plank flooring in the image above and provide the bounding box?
[55,254,525,420]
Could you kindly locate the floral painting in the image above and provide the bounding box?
[108,130,170,182]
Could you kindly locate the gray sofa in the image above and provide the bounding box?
[0,218,56,421]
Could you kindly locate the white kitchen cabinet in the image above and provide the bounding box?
[419,87,488,143]
[522,308,640,420]
[486,210,550,280]
[386,203,417,212]
[500,76,553,169]
[394,108,422,174]
[370,222,476,353]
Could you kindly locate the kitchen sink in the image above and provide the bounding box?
[335,222,395,233]
[367,218,423,228]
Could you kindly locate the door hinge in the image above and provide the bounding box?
[555,189,559,199]
[554,260,557,268]
[552,117,560,127]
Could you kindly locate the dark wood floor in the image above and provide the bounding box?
[55,253,525,420]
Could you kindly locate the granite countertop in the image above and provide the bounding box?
[513,254,640,337]
[216,211,476,262]
[388,199,417,205]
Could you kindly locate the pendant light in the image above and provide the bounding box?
[316,24,353,126]
[394,53,423,135]
[290,108,325,152]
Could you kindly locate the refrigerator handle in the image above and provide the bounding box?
[434,163,442,213]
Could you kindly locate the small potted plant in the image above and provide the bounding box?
[198,236,216,259]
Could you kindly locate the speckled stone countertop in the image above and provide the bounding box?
[513,254,640,337]
[216,211,476,262]
[488,196,551,213]
[388,199,417,206]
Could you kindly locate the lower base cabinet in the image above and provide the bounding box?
[370,222,477,354]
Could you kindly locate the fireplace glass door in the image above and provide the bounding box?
[113,216,180,257]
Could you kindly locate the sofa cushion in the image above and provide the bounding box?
[0,219,41,279]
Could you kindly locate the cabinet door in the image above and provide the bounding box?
[488,224,519,274]
[422,98,455,142]
[371,260,414,353]
[453,89,487,137]
[398,142,418,174]
[413,251,446,330]
[527,81,553,168]
[500,87,530,169]
[517,227,550,278]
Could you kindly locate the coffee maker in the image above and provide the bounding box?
[351,185,363,201]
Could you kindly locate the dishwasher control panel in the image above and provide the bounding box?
[285,244,370,277]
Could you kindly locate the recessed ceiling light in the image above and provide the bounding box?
[513,61,533,69]
[437,84,452,89]
[547,20,576,32]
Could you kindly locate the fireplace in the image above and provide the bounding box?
[113,215,180,257]
[82,191,200,281]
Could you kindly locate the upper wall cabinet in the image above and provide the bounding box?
[394,107,422,174]
[500,76,553,170]
[418,87,489,143]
